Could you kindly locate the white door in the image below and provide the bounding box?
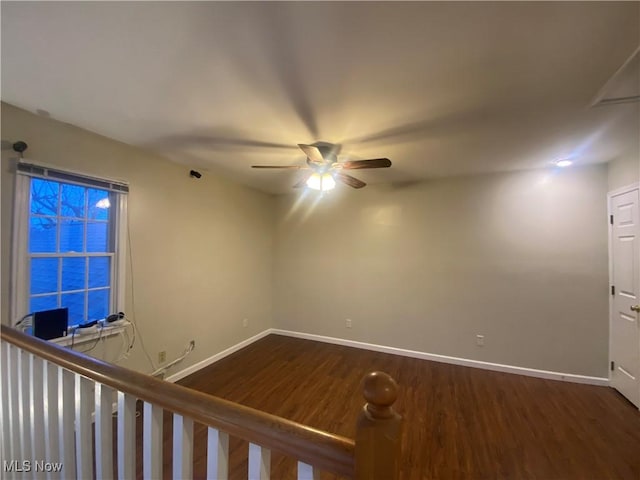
[610,186,640,408]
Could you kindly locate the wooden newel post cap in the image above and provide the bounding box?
[362,371,398,419]
[356,371,402,480]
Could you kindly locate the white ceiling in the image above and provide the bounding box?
[2,2,639,194]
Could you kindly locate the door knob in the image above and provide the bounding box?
[632,305,640,313]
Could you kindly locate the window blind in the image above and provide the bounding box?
[17,162,129,194]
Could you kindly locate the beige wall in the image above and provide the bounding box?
[274,166,609,377]
[607,102,639,192]
[608,153,639,192]
[1,103,275,374]
[1,102,614,379]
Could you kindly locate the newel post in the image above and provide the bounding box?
[354,371,403,480]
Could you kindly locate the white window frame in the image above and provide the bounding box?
[10,162,128,328]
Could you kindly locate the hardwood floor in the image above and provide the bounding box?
[134,334,640,479]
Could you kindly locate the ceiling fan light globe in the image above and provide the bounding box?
[306,173,335,191]
[322,174,336,191]
[306,173,322,190]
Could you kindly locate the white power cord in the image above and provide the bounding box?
[151,341,195,378]
[113,319,135,363]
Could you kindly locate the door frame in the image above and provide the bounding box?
[607,182,640,392]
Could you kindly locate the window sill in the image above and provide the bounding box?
[50,324,126,347]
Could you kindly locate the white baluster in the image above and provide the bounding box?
[29,354,46,479]
[248,443,271,480]
[143,402,163,479]
[74,375,93,479]
[173,414,194,479]
[1,342,11,464]
[297,462,320,480]
[58,368,76,479]
[43,361,61,480]
[4,345,21,480]
[117,392,136,480]
[6,345,19,462]
[95,383,114,480]
[206,427,229,480]
[18,349,32,465]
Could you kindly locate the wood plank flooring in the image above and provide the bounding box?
[133,334,640,479]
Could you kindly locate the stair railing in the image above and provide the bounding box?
[1,324,402,479]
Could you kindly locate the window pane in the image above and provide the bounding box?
[60,184,86,218]
[60,220,84,252]
[88,257,110,288]
[30,294,58,314]
[29,217,57,253]
[87,222,108,252]
[30,258,59,294]
[88,288,109,321]
[88,189,110,221]
[62,257,86,291]
[30,179,59,215]
[61,292,85,325]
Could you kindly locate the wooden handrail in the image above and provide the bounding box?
[1,325,355,476]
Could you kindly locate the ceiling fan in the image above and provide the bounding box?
[251,142,392,191]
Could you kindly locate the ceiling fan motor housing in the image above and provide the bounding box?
[252,141,391,189]
[312,142,339,164]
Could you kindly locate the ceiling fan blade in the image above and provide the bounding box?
[335,172,366,189]
[251,165,305,169]
[298,144,325,164]
[339,158,392,169]
[293,173,312,188]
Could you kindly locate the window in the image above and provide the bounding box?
[12,163,128,328]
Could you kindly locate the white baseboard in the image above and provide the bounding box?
[164,327,609,387]
[164,329,272,383]
[271,329,610,387]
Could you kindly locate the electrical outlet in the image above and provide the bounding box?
[476,335,484,347]
[242,318,248,328]
[158,351,166,363]
[346,318,352,329]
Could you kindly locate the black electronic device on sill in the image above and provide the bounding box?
[33,307,69,340]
